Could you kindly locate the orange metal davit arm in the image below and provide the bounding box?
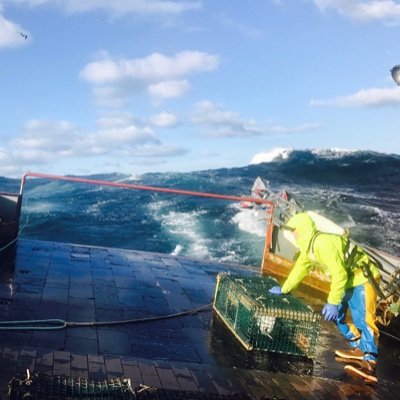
[20,171,276,261]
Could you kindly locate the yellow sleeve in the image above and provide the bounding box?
[281,252,313,294]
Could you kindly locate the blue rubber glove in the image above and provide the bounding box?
[322,303,338,321]
[269,286,282,295]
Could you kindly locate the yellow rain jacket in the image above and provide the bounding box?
[281,213,381,305]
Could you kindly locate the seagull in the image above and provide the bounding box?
[19,32,28,40]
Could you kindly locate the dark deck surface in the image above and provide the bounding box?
[0,239,399,399]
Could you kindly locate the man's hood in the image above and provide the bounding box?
[286,212,317,252]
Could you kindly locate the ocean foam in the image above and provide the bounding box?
[171,244,183,256]
[159,209,211,259]
[231,206,268,237]
[311,148,354,159]
[117,174,141,182]
[250,147,293,164]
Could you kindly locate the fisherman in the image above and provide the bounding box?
[269,212,381,384]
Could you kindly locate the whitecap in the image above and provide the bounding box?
[231,207,268,237]
[250,147,293,164]
[171,244,183,256]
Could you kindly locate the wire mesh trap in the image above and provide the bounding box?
[213,273,321,358]
[8,373,255,400]
[8,371,135,400]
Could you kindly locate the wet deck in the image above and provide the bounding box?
[0,239,399,399]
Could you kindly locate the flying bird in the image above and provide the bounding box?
[19,32,28,40]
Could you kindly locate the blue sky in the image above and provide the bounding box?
[0,0,400,178]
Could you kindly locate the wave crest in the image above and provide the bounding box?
[250,147,293,164]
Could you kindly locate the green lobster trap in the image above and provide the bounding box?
[8,372,252,400]
[213,273,321,358]
[8,373,134,399]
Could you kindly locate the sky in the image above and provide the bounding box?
[0,0,400,178]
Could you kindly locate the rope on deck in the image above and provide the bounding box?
[0,303,212,331]
[0,236,18,253]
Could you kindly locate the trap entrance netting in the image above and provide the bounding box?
[8,374,253,400]
[213,273,321,358]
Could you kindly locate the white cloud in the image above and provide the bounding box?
[150,111,178,127]
[96,112,135,129]
[80,51,219,84]
[5,1,50,6]
[126,144,188,158]
[191,101,263,138]
[314,0,400,22]
[0,13,30,47]
[4,0,202,16]
[80,51,219,106]
[65,0,202,15]
[268,122,323,133]
[96,123,158,147]
[92,85,139,108]
[310,87,400,107]
[191,101,322,138]
[80,58,124,84]
[192,101,322,138]
[13,120,82,155]
[148,80,190,99]
[0,114,189,176]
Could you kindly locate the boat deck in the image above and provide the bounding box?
[0,239,399,399]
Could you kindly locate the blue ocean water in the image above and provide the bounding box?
[2,149,400,267]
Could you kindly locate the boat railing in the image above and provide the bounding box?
[17,171,275,264]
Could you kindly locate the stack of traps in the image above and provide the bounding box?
[213,273,321,358]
